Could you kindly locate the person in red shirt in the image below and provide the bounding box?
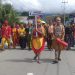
[0,20,11,50]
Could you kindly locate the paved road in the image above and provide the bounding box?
[0,49,75,75]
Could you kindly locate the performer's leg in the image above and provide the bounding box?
[13,42,16,48]
[29,36,32,50]
[32,53,38,62]
[52,44,59,64]
[55,50,58,61]
[7,39,10,48]
[33,53,40,63]
[0,38,6,49]
[21,37,26,49]
[24,36,27,48]
[26,35,29,49]
[58,50,61,61]
[19,36,21,47]
[28,35,31,50]
[33,54,38,60]
[37,53,40,63]
[58,44,62,61]
[19,36,24,49]
[52,50,58,64]
[47,38,50,49]
[12,37,16,48]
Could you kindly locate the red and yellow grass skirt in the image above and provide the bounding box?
[32,37,45,54]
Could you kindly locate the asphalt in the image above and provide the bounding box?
[0,48,75,75]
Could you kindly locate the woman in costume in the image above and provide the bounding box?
[32,20,45,63]
[12,24,17,48]
[15,24,20,45]
[18,24,26,49]
[0,20,11,50]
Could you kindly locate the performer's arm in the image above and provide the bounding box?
[36,29,43,34]
[48,25,54,33]
[36,26,45,36]
[61,25,65,40]
[32,29,37,38]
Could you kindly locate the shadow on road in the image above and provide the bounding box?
[5,58,33,63]
[5,58,54,63]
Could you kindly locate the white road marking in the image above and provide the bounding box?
[27,73,33,75]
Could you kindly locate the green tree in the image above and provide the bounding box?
[0,3,19,26]
[21,11,29,16]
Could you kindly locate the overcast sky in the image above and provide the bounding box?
[2,0,75,14]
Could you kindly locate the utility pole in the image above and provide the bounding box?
[62,0,68,25]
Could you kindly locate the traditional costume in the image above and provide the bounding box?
[12,27,17,48]
[27,27,33,50]
[32,23,45,63]
[18,26,26,49]
[52,24,65,51]
[48,24,54,50]
[25,24,33,50]
[52,17,65,63]
[15,24,20,45]
[0,20,11,49]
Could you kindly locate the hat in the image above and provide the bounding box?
[41,21,46,24]
[56,17,61,21]
[37,19,41,23]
